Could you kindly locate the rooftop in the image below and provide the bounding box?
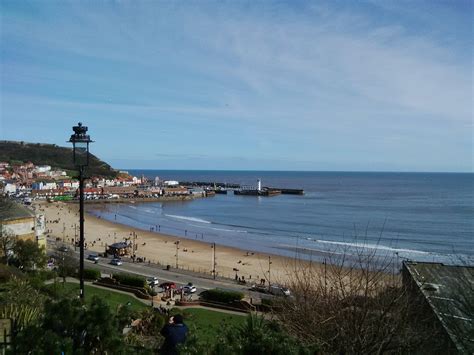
[403,261,474,353]
[0,199,35,221]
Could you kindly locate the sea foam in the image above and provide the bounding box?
[165,214,212,224]
[315,239,429,255]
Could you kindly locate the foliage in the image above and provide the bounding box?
[54,250,77,282]
[179,313,312,355]
[0,223,15,265]
[8,328,73,355]
[0,263,25,283]
[10,239,47,271]
[0,277,45,333]
[83,268,101,280]
[133,308,166,335]
[26,269,56,290]
[199,288,244,303]
[113,272,147,288]
[122,307,166,351]
[12,296,126,354]
[0,141,117,177]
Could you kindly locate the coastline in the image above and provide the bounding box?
[39,201,322,283]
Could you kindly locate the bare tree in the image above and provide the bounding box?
[270,238,441,353]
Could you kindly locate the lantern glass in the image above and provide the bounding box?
[73,141,89,166]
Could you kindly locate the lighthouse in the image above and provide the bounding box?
[257,179,262,192]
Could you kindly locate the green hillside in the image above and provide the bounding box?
[0,141,117,178]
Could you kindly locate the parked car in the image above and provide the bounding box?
[147,277,159,287]
[269,285,291,296]
[181,282,197,294]
[87,254,99,262]
[249,284,269,293]
[110,258,123,266]
[57,246,69,252]
[159,282,177,290]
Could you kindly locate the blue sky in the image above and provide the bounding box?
[0,0,472,172]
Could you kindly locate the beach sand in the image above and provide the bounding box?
[38,201,322,284]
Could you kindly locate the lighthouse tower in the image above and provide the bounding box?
[257,179,262,191]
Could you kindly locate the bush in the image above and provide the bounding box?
[112,273,146,288]
[261,298,274,306]
[200,289,244,303]
[84,268,101,281]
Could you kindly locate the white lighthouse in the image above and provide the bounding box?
[257,179,262,191]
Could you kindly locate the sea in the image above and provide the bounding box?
[88,170,474,267]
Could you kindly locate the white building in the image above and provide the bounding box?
[96,178,116,187]
[57,180,79,189]
[32,181,58,190]
[35,165,51,173]
[0,202,46,250]
[2,181,17,194]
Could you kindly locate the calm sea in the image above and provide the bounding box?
[88,171,474,265]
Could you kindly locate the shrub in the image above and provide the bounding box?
[261,298,274,306]
[112,273,146,288]
[84,268,101,281]
[200,289,244,303]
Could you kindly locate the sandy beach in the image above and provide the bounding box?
[37,201,322,284]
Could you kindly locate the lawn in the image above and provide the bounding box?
[46,281,147,312]
[46,282,247,341]
[179,308,247,343]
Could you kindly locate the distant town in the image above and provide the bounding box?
[0,161,212,202]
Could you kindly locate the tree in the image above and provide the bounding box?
[54,249,77,283]
[0,198,16,265]
[270,243,437,353]
[0,276,46,349]
[12,295,128,354]
[0,225,15,265]
[11,239,47,271]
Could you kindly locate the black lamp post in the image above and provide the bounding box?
[69,122,93,299]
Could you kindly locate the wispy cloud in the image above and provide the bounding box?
[1,1,472,171]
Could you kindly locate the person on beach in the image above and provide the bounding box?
[160,314,188,355]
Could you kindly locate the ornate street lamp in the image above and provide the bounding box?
[69,122,93,299]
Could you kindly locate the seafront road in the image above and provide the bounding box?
[47,237,268,302]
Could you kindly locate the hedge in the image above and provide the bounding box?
[84,268,101,281]
[112,273,146,288]
[200,289,244,303]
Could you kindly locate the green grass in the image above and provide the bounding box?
[179,308,246,343]
[45,282,247,342]
[46,281,147,312]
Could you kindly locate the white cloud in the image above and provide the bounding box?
[1,1,472,171]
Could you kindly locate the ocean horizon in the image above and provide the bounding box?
[89,170,474,266]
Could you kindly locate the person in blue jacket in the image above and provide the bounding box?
[160,314,188,354]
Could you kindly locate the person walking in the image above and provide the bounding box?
[160,314,188,354]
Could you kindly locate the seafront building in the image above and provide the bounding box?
[0,201,46,250]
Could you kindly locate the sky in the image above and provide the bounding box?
[0,0,472,172]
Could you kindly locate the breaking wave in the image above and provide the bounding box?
[164,214,212,224]
[316,239,429,255]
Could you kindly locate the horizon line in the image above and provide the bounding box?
[122,168,474,174]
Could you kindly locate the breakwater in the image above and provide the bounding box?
[180,181,304,195]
